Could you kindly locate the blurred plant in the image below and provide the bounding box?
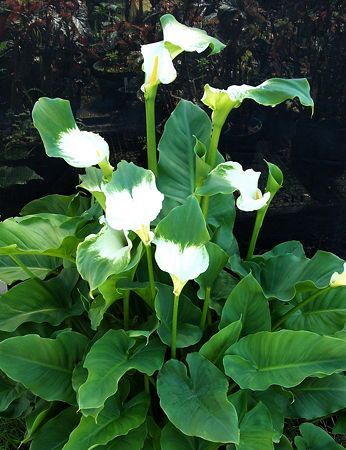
[1,0,91,111]
[0,111,42,189]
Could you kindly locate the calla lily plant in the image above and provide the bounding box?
[1,13,346,450]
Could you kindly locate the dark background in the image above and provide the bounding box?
[0,0,345,255]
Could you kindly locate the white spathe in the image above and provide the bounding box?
[91,225,132,262]
[104,176,164,245]
[161,15,222,54]
[141,41,177,91]
[141,15,224,92]
[212,161,270,211]
[154,238,209,295]
[57,127,109,168]
[330,263,346,287]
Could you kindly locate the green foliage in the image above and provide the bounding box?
[0,13,343,450]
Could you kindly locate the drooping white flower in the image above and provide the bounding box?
[57,127,110,168]
[141,14,225,93]
[202,79,314,122]
[160,14,226,55]
[103,161,164,245]
[198,161,270,212]
[330,263,346,288]
[155,239,209,295]
[153,197,210,295]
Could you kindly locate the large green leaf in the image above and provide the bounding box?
[287,374,346,419]
[235,402,276,450]
[199,319,242,368]
[275,436,293,450]
[155,283,202,347]
[252,241,305,261]
[78,330,165,415]
[30,407,80,450]
[0,331,88,403]
[207,194,237,255]
[333,415,346,434]
[21,193,90,217]
[157,353,239,443]
[220,274,271,335]
[157,100,211,213]
[277,287,346,334]
[224,330,346,390]
[233,251,344,301]
[160,423,219,450]
[63,392,149,450]
[0,214,89,259]
[0,254,60,284]
[95,422,147,450]
[209,270,238,316]
[0,269,83,332]
[249,391,286,443]
[294,423,343,450]
[0,374,25,413]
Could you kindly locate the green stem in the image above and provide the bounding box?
[200,286,211,330]
[123,291,130,330]
[272,286,332,331]
[145,244,156,305]
[206,125,222,168]
[171,293,180,359]
[9,254,38,279]
[145,87,158,175]
[144,374,150,394]
[246,206,267,260]
[201,124,223,218]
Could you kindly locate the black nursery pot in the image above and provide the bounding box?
[92,62,137,100]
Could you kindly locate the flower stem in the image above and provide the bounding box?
[145,244,156,305]
[200,286,211,330]
[246,206,268,260]
[171,293,180,359]
[123,291,130,330]
[201,124,222,218]
[272,286,332,331]
[145,86,158,175]
[144,374,150,394]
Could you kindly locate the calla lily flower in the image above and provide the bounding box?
[141,14,225,93]
[202,78,314,125]
[197,161,270,212]
[160,14,226,56]
[330,263,346,287]
[141,41,177,92]
[77,221,132,292]
[103,161,164,246]
[154,197,210,295]
[32,97,110,169]
[57,128,109,169]
[155,240,209,296]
